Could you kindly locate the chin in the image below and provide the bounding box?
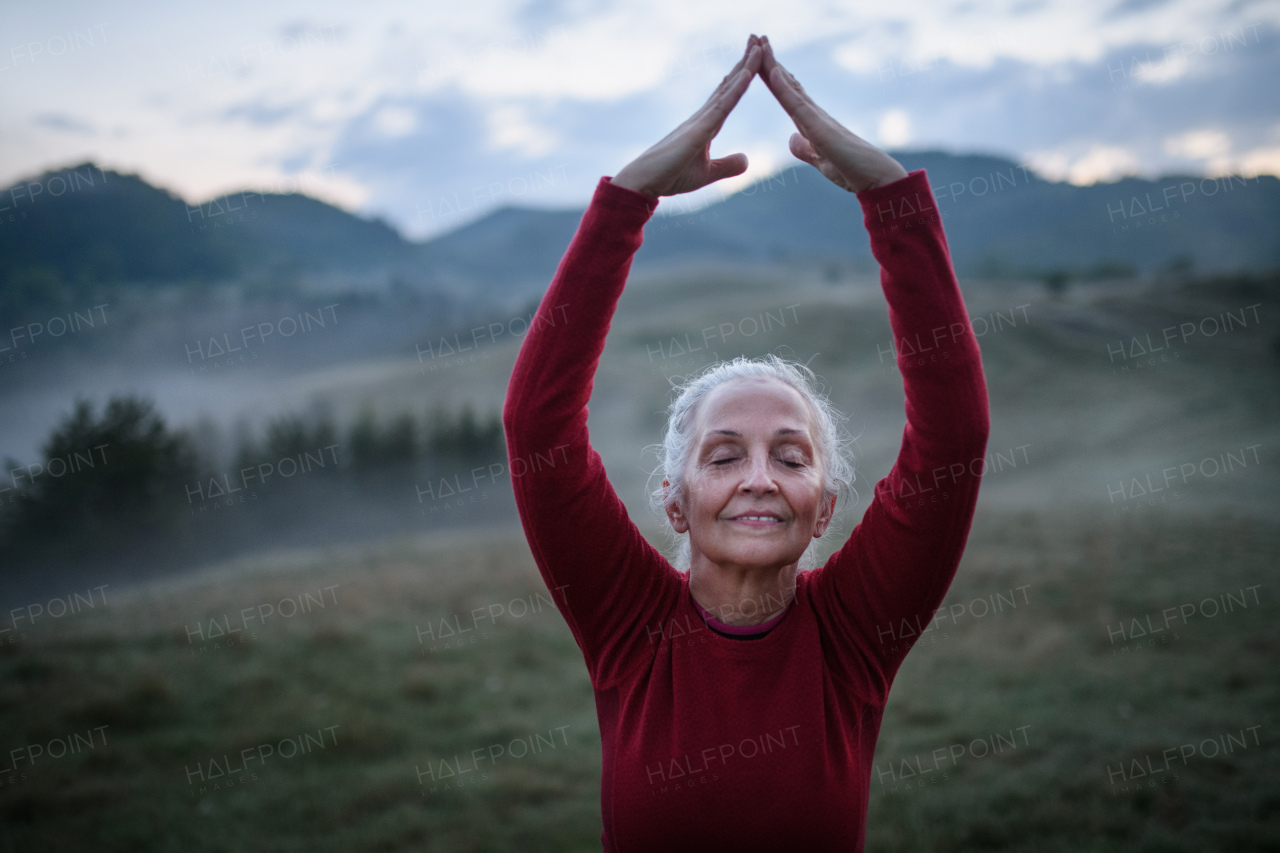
[724,545,802,570]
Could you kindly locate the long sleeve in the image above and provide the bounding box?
[503,176,683,691]
[808,169,992,705]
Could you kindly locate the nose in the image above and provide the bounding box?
[739,451,777,493]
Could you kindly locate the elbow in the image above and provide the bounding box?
[963,364,992,449]
[503,390,553,455]
[951,395,991,462]
[502,396,528,448]
[968,393,992,449]
[502,381,528,441]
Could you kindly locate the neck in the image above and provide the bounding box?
[688,558,798,626]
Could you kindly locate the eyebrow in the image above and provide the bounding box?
[707,429,808,438]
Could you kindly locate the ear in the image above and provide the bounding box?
[812,491,837,538]
[663,478,690,534]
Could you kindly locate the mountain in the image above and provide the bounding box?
[0,163,421,289]
[437,150,1280,296]
[3,153,1277,308]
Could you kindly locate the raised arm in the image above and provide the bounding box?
[757,37,991,703]
[503,37,765,689]
[503,177,678,690]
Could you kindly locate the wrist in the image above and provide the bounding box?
[610,166,660,199]
[863,165,909,192]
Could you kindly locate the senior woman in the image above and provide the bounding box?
[503,34,990,851]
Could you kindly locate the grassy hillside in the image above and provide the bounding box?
[215,265,1277,522]
[1,267,1277,848]
[0,506,1275,850]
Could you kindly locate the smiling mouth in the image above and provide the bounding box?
[727,514,784,523]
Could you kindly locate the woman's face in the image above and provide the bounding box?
[664,376,835,574]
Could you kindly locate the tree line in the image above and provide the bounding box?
[0,395,505,567]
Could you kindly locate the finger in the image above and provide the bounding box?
[690,44,761,137]
[697,36,761,104]
[758,35,780,86]
[759,43,826,137]
[787,133,849,189]
[706,152,749,183]
[764,62,815,127]
[788,132,821,168]
[720,35,754,80]
[704,42,761,111]
[705,35,757,101]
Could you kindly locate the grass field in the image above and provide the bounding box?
[2,269,1277,849]
[1,503,1276,851]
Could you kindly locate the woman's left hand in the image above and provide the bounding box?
[756,35,907,193]
[611,35,763,199]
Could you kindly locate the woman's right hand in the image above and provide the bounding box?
[610,35,763,199]
[757,36,907,194]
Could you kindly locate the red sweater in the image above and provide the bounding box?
[503,170,990,851]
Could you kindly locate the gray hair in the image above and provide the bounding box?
[646,354,859,572]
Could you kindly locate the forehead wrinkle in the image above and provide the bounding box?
[685,377,822,468]
[704,427,811,439]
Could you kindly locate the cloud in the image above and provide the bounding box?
[1104,0,1177,20]
[222,100,305,127]
[32,113,96,135]
[3,0,1278,237]
[878,109,912,147]
[373,106,418,138]
[1034,143,1140,184]
[1164,129,1231,159]
[1161,124,1280,177]
[1239,143,1280,176]
[484,103,557,157]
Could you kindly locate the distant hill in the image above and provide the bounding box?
[3,154,1277,309]
[0,163,421,295]
[446,150,1280,298]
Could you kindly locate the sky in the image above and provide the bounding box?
[2,0,1278,239]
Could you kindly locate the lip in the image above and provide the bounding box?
[725,513,785,526]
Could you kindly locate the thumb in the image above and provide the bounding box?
[707,152,749,183]
[788,132,821,168]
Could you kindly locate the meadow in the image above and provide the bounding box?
[1,267,1277,849]
[0,504,1276,850]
